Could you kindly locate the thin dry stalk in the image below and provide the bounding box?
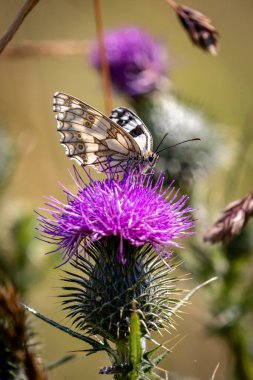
[0,0,40,55]
[170,276,218,315]
[210,363,220,380]
[93,0,112,114]
[1,40,90,58]
[165,0,178,8]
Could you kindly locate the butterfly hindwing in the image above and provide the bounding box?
[53,92,142,172]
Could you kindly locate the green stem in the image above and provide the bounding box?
[115,340,129,366]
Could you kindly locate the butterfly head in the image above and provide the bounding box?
[145,151,159,169]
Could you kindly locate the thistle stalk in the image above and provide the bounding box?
[93,0,112,114]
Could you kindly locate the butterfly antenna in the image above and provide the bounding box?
[157,138,200,154]
[154,133,169,153]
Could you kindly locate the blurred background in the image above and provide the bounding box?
[0,0,253,379]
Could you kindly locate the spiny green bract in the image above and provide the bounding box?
[61,240,182,342]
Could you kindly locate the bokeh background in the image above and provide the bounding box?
[0,0,253,379]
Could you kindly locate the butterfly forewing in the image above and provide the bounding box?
[109,107,153,154]
[53,92,154,173]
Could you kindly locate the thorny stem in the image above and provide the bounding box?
[93,0,112,115]
[0,0,40,54]
[115,341,129,364]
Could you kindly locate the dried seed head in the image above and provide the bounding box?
[204,192,253,244]
[174,4,219,55]
[0,284,25,362]
[0,284,46,380]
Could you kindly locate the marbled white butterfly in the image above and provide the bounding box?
[53,92,158,173]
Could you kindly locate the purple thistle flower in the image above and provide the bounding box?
[90,26,168,97]
[38,167,194,264]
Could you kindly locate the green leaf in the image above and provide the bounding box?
[22,304,117,360]
[47,354,75,371]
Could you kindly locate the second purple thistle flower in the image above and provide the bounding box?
[90,26,168,97]
[38,167,194,264]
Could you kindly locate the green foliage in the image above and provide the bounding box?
[183,219,253,379]
[0,128,16,196]
[0,212,45,295]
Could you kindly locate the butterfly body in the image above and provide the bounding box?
[53,92,158,173]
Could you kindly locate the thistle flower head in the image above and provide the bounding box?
[38,167,194,264]
[90,26,168,96]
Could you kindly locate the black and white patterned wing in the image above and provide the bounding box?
[109,107,153,155]
[53,92,142,173]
